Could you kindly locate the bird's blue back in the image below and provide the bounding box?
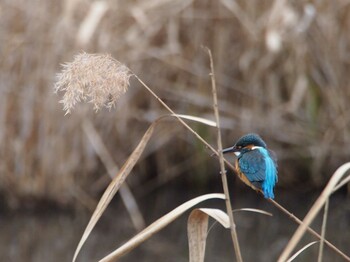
[238,147,278,199]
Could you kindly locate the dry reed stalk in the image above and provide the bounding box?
[278,163,350,262]
[206,47,242,261]
[72,119,157,262]
[82,119,145,231]
[270,198,350,261]
[317,199,329,262]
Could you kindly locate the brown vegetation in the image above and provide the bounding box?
[1,0,350,207]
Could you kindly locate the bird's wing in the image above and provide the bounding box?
[238,150,266,182]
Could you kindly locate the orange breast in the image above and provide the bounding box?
[235,159,260,192]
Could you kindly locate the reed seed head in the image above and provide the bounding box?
[54,52,131,114]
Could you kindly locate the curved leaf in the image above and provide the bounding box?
[99,194,225,262]
[188,208,230,262]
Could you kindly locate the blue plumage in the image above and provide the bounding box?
[256,147,278,199]
[222,133,278,199]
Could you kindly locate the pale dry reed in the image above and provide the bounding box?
[54,53,131,114]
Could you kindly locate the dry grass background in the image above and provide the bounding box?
[1,0,350,208]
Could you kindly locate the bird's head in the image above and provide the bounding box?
[222,133,267,157]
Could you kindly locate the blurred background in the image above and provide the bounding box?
[0,0,349,261]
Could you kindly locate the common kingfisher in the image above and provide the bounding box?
[222,133,278,199]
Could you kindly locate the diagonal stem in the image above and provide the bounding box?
[270,199,349,261]
[83,119,146,231]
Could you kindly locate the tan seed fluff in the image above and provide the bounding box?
[54,53,131,114]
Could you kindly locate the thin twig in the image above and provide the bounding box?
[206,47,243,261]
[133,74,350,261]
[278,163,350,262]
[133,73,218,153]
[270,198,349,261]
[318,199,329,262]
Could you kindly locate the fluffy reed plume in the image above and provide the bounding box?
[54,53,131,114]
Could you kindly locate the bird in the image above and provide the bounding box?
[222,133,278,199]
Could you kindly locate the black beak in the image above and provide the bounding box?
[222,146,237,154]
